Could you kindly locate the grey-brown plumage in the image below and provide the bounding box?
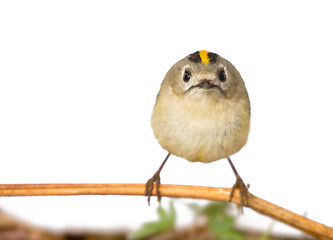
[146,50,251,209]
[151,50,250,163]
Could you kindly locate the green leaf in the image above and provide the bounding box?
[203,202,229,217]
[203,202,244,240]
[131,201,176,239]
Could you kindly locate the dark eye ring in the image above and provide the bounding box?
[183,70,191,82]
[219,69,227,82]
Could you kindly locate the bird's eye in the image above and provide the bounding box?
[219,69,227,82]
[183,70,191,82]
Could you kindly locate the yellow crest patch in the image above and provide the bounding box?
[188,50,218,65]
[199,50,210,65]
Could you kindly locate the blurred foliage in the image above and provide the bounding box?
[132,201,243,240]
[131,201,283,240]
[0,202,311,240]
[189,202,244,240]
[131,201,176,239]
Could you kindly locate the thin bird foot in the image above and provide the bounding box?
[145,173,161,205]
[145,153,171,205]
[229,176,250,211]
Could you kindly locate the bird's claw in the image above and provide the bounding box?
[229,176,250,212]
[145,173,161,205]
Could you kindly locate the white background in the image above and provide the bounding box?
[1,0,333,237]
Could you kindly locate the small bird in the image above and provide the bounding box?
[145,50,251,208]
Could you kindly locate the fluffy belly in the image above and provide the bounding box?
[152,108,248,163]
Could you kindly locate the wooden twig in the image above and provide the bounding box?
[0,183,332,240]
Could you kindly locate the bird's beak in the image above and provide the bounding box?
[195,79,217,89]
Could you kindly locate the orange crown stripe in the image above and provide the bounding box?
[199,50,210,64]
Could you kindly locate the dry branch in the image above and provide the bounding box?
[0,183,332,240]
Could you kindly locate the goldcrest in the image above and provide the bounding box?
[151,50,250,162]
[146,50,250,208]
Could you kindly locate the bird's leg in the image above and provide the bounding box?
[145,153,171,205]
[227,157,250,211]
